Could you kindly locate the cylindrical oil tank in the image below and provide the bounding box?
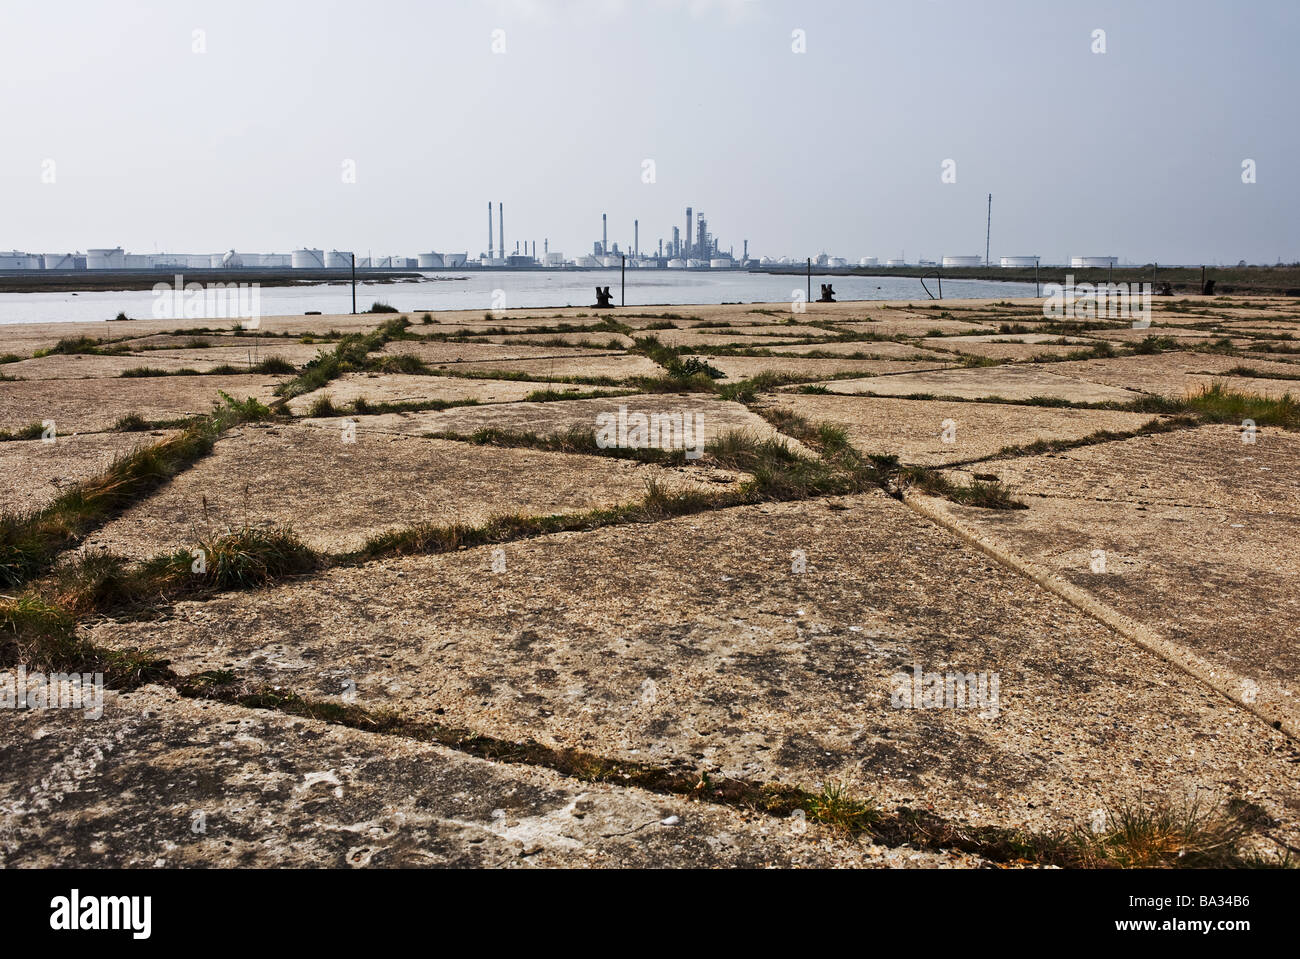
[417,252,444,269]
[86,247,125,269]
[292,249,325,269]
[325,250,353,269]
[942,256,983,268]
[858,257,878,267]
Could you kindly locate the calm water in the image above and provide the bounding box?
[0,270,1039,326]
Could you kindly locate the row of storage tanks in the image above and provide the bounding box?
[0,248,471,270]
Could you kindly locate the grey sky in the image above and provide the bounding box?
[2,0,1295,264]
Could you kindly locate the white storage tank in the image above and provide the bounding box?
[666,258,686,269]
[1000,256,1039,268]
[1071,256,1118,269]
[123,254,154,269]
[600,256,621,268]
[687,258,707,269]
[417,252,444,269]
[572,255,599,268]
[886,258,906,267]
[325,250,353,269]
[760,256,775,266]
[86,247,125,269]
[292,249,325,269]
[827,257,848,268]
[543,252,565,267]
[710,258,733,269]
[942,256,983,268]
[0,251,42,269]
[443,252,467,268]
[858,257,878,267]
[43,253,79,270]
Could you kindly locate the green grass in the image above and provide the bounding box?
[367,301,401,314]
[896,465,1028,509]
[0,423,47,443]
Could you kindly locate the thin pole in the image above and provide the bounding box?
[621,254,626,306]
[985,194,992,267]
[351,253,356,315]
[1035,258,1040,298]
[807,257,811,304]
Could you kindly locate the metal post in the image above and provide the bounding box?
[621,254,626,306]
[807,258,811,304]
[351,254,356,315]
[1035,258,1040,298]
[985,194,992,267]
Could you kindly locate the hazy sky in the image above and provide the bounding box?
[2,0,1295,264]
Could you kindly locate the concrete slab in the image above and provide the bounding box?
[0,685,935,868]
[1042,354,1300,399]
[305,394,796,449]
[819,366,1142,405]
[86,423,733,556]
[90,496,1300,842]
[753,393,1160,465]
[0,375,287,434]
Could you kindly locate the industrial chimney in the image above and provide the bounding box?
[686,207,693,259]
[498,203,504,260]
[634,220,639,258]
[488,202,493,260]
[602,214,607,257]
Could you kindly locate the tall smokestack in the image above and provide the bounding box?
[498,203,504,260]
[488,202,493,260]
[686,207,693,259]
[602,213,607,256]
[634,220,639,258]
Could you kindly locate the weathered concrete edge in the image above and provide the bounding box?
[901,491,1299,740]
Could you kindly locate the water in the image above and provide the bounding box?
[0,270,1039,326]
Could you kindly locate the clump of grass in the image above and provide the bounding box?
[899,467,1027,509]
[251,356,296,374]
[33,336,129,358]
[0,591,168,685]
[1132,335,1179,354]
[802,781,881,835]
[367,301,401,314]
[1062,797,1271,868]
[141,527,319,594]
[716,371,806,403]
[120,366,180,377]
[0,423,47,443]
[368,352,429,375]
[1181,382,1298,429]
[667,356,725,379]
[305,395,340,417]
[522,388,630,403]
[421,313,434,325]
[798,384,832,394]
[112,413,150,432]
